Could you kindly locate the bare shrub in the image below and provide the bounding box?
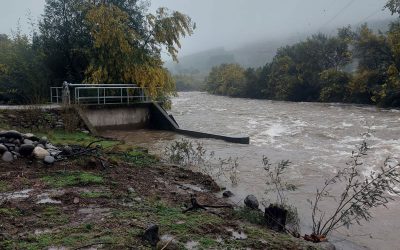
[164,138,206,167]
[262,156,300,235]
[309,140,400,238]
[164,139,240,185]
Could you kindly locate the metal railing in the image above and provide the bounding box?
[50,87,63,104]
[50,83,152,105]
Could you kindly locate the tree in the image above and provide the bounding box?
[84,4,194,97]
[38,0,194,100]
[206,64,246,97]
[385,0,400,16]
[319,69,351,102]
[0,32,50,104]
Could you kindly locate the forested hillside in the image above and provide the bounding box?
[205,21,400,107]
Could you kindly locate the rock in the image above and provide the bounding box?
[3,143,15,151]
[265,204,288,232]
[36,144,45,149]
[24,133,39,141]
[143,224,160,247]
[1,151,13,162]
[0,130,23,140]
[48,149,62,157]
[33,147,50,159]
[13,139,21,146]
[81,130,90,134]
[43,155,55,165]
[23,139,33,145]
[244,195,259,209]
[0,144,7,154]
[45,143,57,150]
[19,144,35,157]
[62,146,73,155]
[223,190,234,198]
[73,197,80,204]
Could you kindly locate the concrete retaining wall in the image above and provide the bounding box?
[77,102,250,144]
[79,104,150,131]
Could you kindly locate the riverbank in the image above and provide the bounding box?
[0,110,321,249]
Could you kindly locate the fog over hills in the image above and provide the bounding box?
[166,18,395,75]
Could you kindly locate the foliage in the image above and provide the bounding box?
[309,140,400,237]
[0,32,50,104]
[164,138,207,167]
[0,0,194,104]
[164,139,240,185]
[262,156,300,234]
[206,63,246,97]
[205,20,400,107]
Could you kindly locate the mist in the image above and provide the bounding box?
[0,0,395,57]
[150,0,395,57]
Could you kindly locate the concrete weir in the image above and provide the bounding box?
[77,103,250,144]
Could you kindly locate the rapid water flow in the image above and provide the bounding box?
[102,92,400,250]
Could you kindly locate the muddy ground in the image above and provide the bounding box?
[0,135,321,250]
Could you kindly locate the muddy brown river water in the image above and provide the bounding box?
[102,92,400,250]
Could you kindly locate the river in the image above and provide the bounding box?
[102,92,400,250]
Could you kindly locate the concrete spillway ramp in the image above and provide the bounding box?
[77,103,250,145]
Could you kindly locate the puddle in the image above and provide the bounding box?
[34,189,65,204]
[34,229,52,235]
[226,228,247,240]
[36,193,62,204]
[185,241,200,249]
[178,183,206,192]
[78,207,111,219]
[3,189,34,199]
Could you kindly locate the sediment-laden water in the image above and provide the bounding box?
[102,92,400,250]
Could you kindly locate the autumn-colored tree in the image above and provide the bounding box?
[84,4,194,98]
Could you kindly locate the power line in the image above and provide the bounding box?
[318,0,358,31]
[356,8,383,26]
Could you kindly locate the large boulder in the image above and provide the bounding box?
[33,147,50,159]
[244,195,259,209]
[1,151,13,162]
[19,144,35,157]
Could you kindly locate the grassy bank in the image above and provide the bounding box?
[0,124,319,249]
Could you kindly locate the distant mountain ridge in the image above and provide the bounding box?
[166,18,396,76]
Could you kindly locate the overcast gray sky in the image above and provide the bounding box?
[0,0,395,56]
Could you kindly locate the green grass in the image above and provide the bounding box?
[37,130,118,148]
[80,191,112,199]
[235,207,265,225]
[0,208,22,217]
[123,150,158,167]
[41,171,104,188]
[0,180,10,192]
